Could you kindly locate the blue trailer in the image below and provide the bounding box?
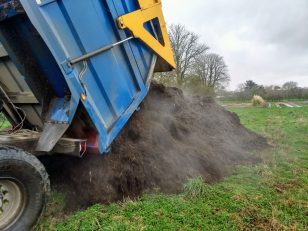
[0,1,174,230]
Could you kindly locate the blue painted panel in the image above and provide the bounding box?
[60,1,138,118]
[19,0,157,153]
[112,0,154,82]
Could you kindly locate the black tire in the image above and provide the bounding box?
[0,146,50,231]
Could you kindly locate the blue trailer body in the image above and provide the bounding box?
[0,1,174,229]
[17,0,162,153]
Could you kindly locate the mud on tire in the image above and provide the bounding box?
[0,146,50,231]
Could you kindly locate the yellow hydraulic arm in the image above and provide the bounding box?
[117,0,176,69]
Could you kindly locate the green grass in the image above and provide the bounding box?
[39,106,308,231]
[218,99,308,106]
[0,121,10,129]
[218,99,252,105]
[0,114,10,129]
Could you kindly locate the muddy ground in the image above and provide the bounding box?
[41,83,268,210]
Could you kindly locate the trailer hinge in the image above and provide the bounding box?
[117,0,176,69]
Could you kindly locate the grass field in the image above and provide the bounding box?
[218,98,308,105]
[37,106,308,231]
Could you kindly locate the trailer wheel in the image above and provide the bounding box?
[0,146,50,231]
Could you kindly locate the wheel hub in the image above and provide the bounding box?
[0,180,25,230]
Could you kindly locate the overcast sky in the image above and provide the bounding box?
[162,0,308,90]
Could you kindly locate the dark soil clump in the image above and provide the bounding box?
[41,83,268,210]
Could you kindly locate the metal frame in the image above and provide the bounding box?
[0,130,86,157]
[117,0,176,68]
[0,50,43,129]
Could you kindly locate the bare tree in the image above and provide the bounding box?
[282,81,298,90]
[169,24,208,86]
[193,53,230,89]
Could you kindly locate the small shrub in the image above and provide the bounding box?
[252,95,267,107]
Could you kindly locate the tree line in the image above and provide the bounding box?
[154,24,230,94]
[219,80,308,101]
[154,24,307,101]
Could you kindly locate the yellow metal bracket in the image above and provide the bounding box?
[117,0,176,68]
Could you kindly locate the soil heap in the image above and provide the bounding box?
[42,83,268,210]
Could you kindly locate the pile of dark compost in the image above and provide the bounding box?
[41,83,268,210]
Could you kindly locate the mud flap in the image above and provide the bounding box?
[36,122,69,152]
[35,96,79,152]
